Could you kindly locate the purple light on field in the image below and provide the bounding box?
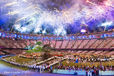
[81,29,86,33]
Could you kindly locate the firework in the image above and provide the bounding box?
[0,0,114,35]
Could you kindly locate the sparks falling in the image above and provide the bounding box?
[0,0,114,35]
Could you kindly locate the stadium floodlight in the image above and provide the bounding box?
[101,21,113,27]
[100,21,113,31]
[81,29,86,33]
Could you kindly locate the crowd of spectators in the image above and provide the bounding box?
[54,64,114,71]
[1,51,114,75]
[67,54,113,62]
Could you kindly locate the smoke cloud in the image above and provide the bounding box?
[0,0,114,35]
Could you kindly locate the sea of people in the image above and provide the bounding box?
[1,51,114,76]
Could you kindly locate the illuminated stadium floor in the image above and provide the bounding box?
[0,60,77,76]
[0,58,114,76]
[11,72,77,76]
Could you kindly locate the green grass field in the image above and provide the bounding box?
[3,56,40,65]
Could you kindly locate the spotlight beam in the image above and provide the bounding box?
[86,0,97,5]
[6,5,36,16]
[7,10,20,15]
[5,2,18,7]
[16,11,37,22]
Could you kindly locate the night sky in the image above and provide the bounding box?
[0,0,114,35]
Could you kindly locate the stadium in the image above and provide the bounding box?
[0,0,114,76]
